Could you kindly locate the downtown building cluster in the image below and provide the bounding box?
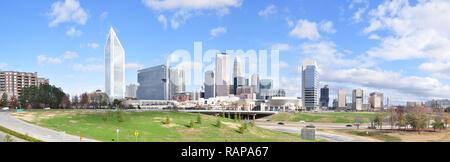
[103,27,448,112]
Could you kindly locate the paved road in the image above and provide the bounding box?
[0,112,98,142]
[255,122,366,142]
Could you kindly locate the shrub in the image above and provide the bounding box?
[117,110,126,122]
[197,113,202,124]
[104,111,112,121]
[3,134,14,142]
[189,120,195,128]
[216,118,222,128]
[165,116,170,124]
[239,125,246,134]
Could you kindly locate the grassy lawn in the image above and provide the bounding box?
[270,112,378,123]
[12,110,324,142]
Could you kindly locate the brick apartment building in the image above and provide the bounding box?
[0,70,49,99]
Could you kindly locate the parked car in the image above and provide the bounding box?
[346,124,353,127]
[306,124,315,128]
[266,119,271,122]
[277,122,285,125]
[299,120,305,123]
[44,107,51,110]
[1,107,9,111]
[368,126,377,129]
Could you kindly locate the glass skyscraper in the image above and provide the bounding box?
[105,27,125,99]
[302,60,319,111]
[137,65,168,100]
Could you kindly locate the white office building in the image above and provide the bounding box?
[105,27,125,99]
[215,53,230,97]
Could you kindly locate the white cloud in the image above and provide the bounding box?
[321,67,450,99]
[300,41,362,68]
[38,55,62,65]
[271,43,291,51]
[142,0,242,29]
[73,64,103,72]
[0,63,7,68]
[285,17,294,27]
[364,0,450,61]
[142,0,242,10]
[210,27,227,38]
[66,27,82,37]
[289,19,321,40]
[48,0,88,27]
[258,5,277,18]
[125,63,144,70]
[319,21,337,34]
[85,57,102,62]
[61,51,78,59]
[368,34,380,40]
[349,0,369,23]
[419,61,450,74]
[87,43,99,49]
[100,12,108,19]
[157,14,168,29]
[279,61,290,69]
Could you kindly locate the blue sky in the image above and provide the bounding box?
[1,0,450,105]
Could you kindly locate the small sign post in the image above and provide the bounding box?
[116,129,120,142]
[134,130,139,142]
[80,133,82,142]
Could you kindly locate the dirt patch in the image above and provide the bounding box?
[69,120,79,123]
[222,122,241,129]
[387,130,450,142]
[162,123,178,128]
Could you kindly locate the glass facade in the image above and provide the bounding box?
[105,27,125,99]
[137,65,168,100]
[302,60,319,111]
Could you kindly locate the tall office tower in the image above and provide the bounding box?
[215,53,230,96]
[137,65,169,100]
[369,92,384,111]
[338,89,347,110]
[319,85,329,108]
[204,70,215,99]
[0,71,49,98]
[352,88,363,111]
[251,74,260,93]
[168,67,185,98]
[125,83,138,98]
[302,60,319,111]
[105,27,125,99]
[232,56,244,95]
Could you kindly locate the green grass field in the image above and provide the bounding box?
[270,112,379,123]
[14,110,325,142]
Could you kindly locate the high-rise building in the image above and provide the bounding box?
[302,60,319,111]
[137,65,169,100]
[352,88,363,111]
[251,74,260,93]
[204,70,215,99]
[338,89,347,110]
[0,71,49,98]
[125,83,138,98]
[232,56,244,95]
[319,85,329,108]
[215,53,230,96]
[369,92,384,111]
[168,67,185,98]
[105,27,125,99]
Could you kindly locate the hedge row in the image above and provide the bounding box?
[0,125,44,142]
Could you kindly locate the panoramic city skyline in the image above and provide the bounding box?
[1,0,450,105]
